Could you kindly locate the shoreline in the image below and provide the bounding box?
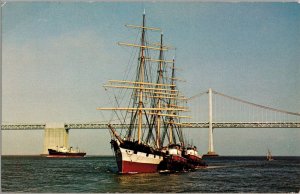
[2,155,300,157]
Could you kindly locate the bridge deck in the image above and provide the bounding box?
[2,122,300,130]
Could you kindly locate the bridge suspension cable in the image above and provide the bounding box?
[187,89,300,123]
[212,90,300,117]
[188,91,207,101]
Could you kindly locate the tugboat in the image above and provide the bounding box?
[183,146,207,169]
[159,144,188,173]
[98,11,206,174]
[47,146,86,158]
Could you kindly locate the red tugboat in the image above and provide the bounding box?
[183,146,207,169]
[98,11,205,174]
[159,144,188,173]
[47,146,86,158]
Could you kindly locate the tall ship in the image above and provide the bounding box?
[98,11,206,174]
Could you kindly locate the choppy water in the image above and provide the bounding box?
[1,156,300,193]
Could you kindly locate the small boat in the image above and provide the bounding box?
[266,149,273,161]
[47,146,86,158]
[183,146,207,169]
[159,144,188,173]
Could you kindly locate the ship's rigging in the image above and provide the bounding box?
[97,12,189,149]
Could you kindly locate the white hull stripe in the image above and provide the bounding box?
[120,148,163,164]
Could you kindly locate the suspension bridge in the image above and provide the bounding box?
[2,89,300,155]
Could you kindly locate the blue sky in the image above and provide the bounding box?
[2,2,300,155]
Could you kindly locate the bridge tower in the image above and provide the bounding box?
[203,88,219,157]
[42,123,69,155]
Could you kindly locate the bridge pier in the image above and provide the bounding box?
[42,123,69,155]
[204,88,219,157]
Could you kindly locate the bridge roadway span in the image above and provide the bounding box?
[2,122,300,130]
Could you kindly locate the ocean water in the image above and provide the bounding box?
[1,156,300,193]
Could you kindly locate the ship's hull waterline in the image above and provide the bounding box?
[47,149,86,158]
[113,146,163,174]
[46,155,85,158]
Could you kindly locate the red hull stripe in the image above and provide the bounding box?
[121,160,158,174]
[186,155,202,161]
[46,155,84,158]
[171,155,187,163]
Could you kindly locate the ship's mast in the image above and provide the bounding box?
[169,58,176,144]
[137,11,146,144]
[156,33,164,148]
[165,57,186,146]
